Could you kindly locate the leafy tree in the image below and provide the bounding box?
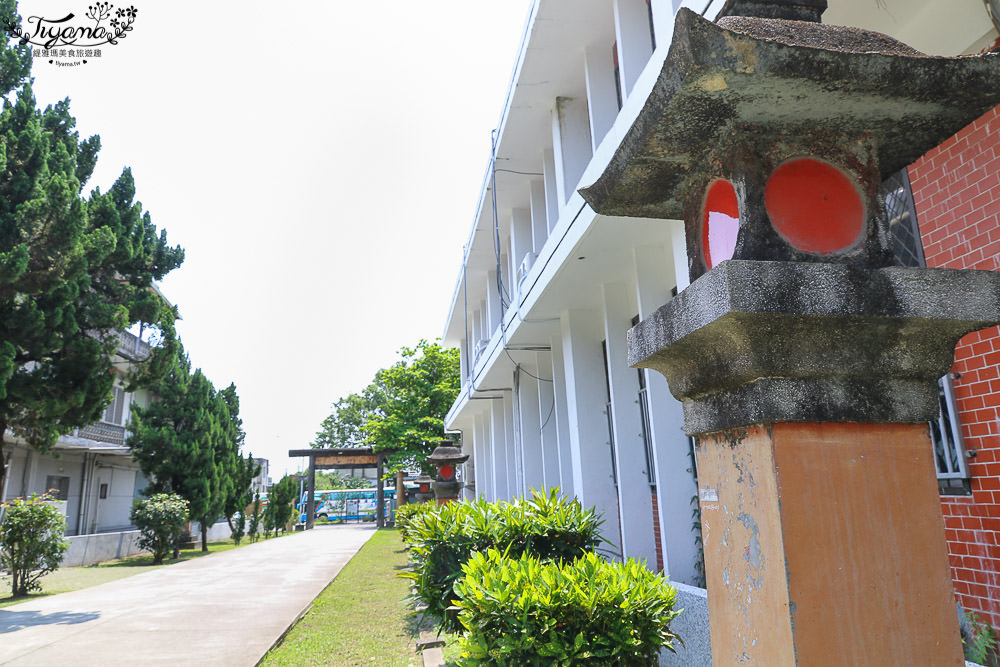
[311,340,460,474]
[264,475,297,537]
[130,493,188,565]
[312,391,381,448]
[314,471,372,490]
[128,345,247,551]
[0,2,183,493]
[0,493,69,597]
[364,340,460,473]
[214,383,255,535]
[225,452,259,536]
[247,493,262,543]
[178,370,226,551]
[231,510,246,546]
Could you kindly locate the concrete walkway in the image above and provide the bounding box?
[0,524,377,666]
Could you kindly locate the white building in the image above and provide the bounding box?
[441,0,1000,590]
[251,457,270,497]
[1,330,155,537]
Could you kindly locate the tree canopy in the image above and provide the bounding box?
[0,2,184,491]
[128,344,252,551]
[314,471,372,490]
[312,339,460,474]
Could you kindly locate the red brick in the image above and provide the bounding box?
[980,477,1000,492]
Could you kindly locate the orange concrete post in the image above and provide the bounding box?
[697,423,962,665]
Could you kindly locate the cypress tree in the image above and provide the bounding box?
[129,348,250,551]
[0,1,183,491]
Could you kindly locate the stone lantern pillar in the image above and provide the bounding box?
[426,441,469,505]
[580,8,1000,665]
[413,473,435,504]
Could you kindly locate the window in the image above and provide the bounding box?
[646,0,656,51]
[45,475,70,501]
[612,43,623,111]
[103,386,126,425]
[881,169,971,495]
[99,483,109,500]
[633,316,658,488]
[601,340,620,487]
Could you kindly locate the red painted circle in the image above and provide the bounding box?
[439,465,455,480]
[764,158,865,254]
[701,180,740,270]
[419,484,429,492]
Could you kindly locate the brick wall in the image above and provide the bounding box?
[908,103,1000,630]
[651,491,663,572]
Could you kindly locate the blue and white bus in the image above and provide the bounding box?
[298,488,395,523]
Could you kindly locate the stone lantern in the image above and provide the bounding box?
[412,473,435,504]
[580,7,1000,665]
[426,441,469,505]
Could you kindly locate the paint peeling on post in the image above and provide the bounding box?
[579,4,1000,664]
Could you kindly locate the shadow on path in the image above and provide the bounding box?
[0,609,99,632]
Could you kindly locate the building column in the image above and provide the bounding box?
[516,360,545,496]
[649,0,677,53]
[536,350,560,491]
[552,97,594,207]
[511,209,533,297]
[490,398,509,501]
[473,413,489,500]
[503,392,519,499]
[529,179,548,254]
[603,282,658,566]
[634,242,700,583]
[542,148,560,233]
[585,44,620,151]
[560,309,622,552]
[486,270,502,335]
[549,333,575,496]
[613,0,656,99]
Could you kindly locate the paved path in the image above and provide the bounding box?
[0,524,377,666]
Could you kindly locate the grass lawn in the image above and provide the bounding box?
[0,532,290,609]
[262,527,461,667]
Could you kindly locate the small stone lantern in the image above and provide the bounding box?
[413,473,435,504]
[426,441,469,505]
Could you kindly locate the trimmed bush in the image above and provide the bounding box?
[455,549,681,666]
[131,493,189,564]
[0,493,69,597]
[394,501,437,543]
[401,488,604,630]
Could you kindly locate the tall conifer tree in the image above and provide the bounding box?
[129,347,250,551]
[0,2,184,491]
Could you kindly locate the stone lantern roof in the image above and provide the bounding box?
[426,442,469,466]
[580,9,1000,224]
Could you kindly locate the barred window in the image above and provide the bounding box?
[882,168,971,495]
[102,386,126,425]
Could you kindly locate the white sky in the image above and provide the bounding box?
[22,0,534,478]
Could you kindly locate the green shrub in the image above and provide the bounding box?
[248,493,262,543]
[0,493,70,597]
[401,488,604,631]
[131,493,189,565]
[455,549,680,666]
[965,611,999,666]
[231,511,246,546]
[394,501,437,543]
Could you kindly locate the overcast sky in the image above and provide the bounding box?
[22,0,534,478]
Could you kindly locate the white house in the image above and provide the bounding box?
[440,0,1000,596]
[1,329,155,537]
